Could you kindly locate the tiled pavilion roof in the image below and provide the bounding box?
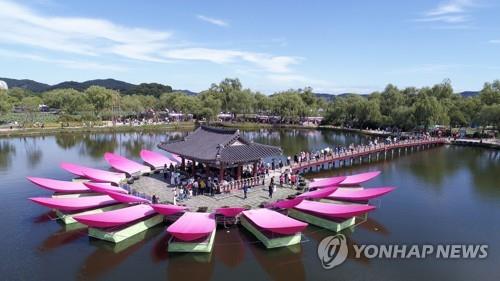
[158,126,282,165]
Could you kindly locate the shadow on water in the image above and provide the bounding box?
[0,140,16,171]
[32,210,56,224]
[77,225,163,281]
[304,226,371,265]
[213,228,246,268]
[239,226,306,281]
[166,251,215,281]
[38,223,88,252]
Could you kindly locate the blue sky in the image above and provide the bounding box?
[0,0,499,94]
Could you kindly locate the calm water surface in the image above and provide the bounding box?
[0,129,499,281]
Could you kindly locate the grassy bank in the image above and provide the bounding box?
[218,122,319,130]
[318,125,392,137]
[0,122,196,138]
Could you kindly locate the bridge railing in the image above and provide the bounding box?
[290,137,445,169]
[214,175,266,194]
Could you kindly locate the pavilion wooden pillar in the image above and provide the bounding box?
[205,165,210,177]
[236,165,242,180]
[252,162,258,177]
[192,160,196,177]
[219,165,224,182]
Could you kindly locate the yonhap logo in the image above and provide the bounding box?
[317,234,348,269]
[317,235,488,270]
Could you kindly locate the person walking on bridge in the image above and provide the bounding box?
[268,177,274,198]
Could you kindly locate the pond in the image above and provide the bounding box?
[0,128,498,281]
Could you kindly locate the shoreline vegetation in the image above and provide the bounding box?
[0,120,498,150]
[1,78,499,146]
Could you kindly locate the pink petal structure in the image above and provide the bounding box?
[83,182,128,194]
[151,204,187,216]
[105,191,151,204]
[60,162,87,177]
[167,212,216,241]
[242,208,308,235]
[27,176,90,193]
[309,176,346,189]
[29,195,117,211]
[139,149,174,169]
[215,207,246,217]
[74,204,156,228]
[81,170,126,185]
[61,162,126,184]
[297,186,338,199]
[294,200,376,219]
[104,152,151,175]
[327,186,395,201]
[313,171,381,186]
[339,171,381,186]
[267,197,304,209]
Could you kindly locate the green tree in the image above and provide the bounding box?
[479,80,500,105]
[20,96,43,123]
[0,90,12,115]
[84,86,119,116]
[478,104,500,131]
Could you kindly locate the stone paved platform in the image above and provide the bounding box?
[127,171,300,212]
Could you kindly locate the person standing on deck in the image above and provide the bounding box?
[163,164,167,179]
[173,188,177,205]
[268,177,274,198]
[152,194,158,204]
[199,179,206,195]
[243,182,248,199]
[271,159,276,170]
[193,179,199,196]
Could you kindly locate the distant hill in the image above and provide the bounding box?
[50,79,135,92]
[175,89,198,96]
[0,77,479,99]
[315,91,479,100]
[314,92,367,101]
[0,77,50,92]
[0,77,184,97]
[458,91,479,98]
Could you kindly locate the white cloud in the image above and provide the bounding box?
[489,39,500,44]
[0,0,303,76]
[0,48,126,72]
[416,0,478,26]
[0,0,171,60]
[163,48,300,73]
[196,15,228,27]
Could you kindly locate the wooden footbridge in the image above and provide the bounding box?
[291,138,448,174]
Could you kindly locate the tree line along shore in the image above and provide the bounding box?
[0,78,499,137]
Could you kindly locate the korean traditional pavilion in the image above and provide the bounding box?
[158,126,282,182]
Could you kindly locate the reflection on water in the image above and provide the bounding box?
[243,128,377,157]
[79,134,118,159]
[305,226,371,265]
[22,137,43,169]
[38,223,87,253]
[166,251,215,281]
[214,228,245,268]
[78,226,163,281]
[240,228,305,281]
[0,140,16,170]
[55,133,81,150]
